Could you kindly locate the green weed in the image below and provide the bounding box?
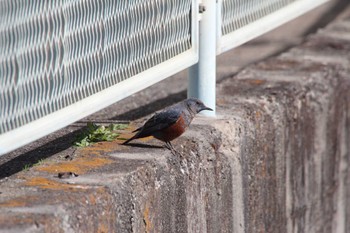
[74,122,128,147]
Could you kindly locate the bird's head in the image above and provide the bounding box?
[185,98,213,114]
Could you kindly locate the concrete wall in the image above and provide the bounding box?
[0,18,349,233]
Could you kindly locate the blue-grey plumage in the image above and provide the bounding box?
[122,98,212,145]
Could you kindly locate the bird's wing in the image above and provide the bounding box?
[135,109,181,137]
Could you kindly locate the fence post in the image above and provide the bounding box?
[188,0,217,116]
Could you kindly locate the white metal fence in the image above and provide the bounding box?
[218,0,329,53]
[0,0,328,155]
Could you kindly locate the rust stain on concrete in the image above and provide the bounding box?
[24,177,89,191]
[80,136,130,153]
[247,79,266,85]
[88,141,120,153]
[143,204,153,233]
[255,110,261,119]
[36,155,113,174]
[97,224,109,233]
[0,195,39,208]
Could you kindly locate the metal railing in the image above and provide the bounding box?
[0,0,199,155]
[0,0,328,155]
[217,0,329,53]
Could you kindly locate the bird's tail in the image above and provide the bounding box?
[122,137,134,145]
[122,127,142,145]
[132,127,142,133]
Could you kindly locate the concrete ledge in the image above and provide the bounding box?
[1,19,350,232]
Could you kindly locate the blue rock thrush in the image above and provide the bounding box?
[122,98,213,150]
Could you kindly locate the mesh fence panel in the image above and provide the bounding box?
[0,0,192,134]
[222,0,297,35]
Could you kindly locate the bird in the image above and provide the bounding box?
[122,98,213,151]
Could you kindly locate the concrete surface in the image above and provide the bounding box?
[1,1,350,233]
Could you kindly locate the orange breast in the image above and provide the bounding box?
[153,115,187,142]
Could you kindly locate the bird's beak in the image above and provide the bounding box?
[201,105,213,111]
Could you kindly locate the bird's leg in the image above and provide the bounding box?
[165,141,178,156]
[164,141,172,150]
[168,142,175,152]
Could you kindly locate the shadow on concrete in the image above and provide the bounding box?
[122,143,164,149]
[0,128,83,180]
